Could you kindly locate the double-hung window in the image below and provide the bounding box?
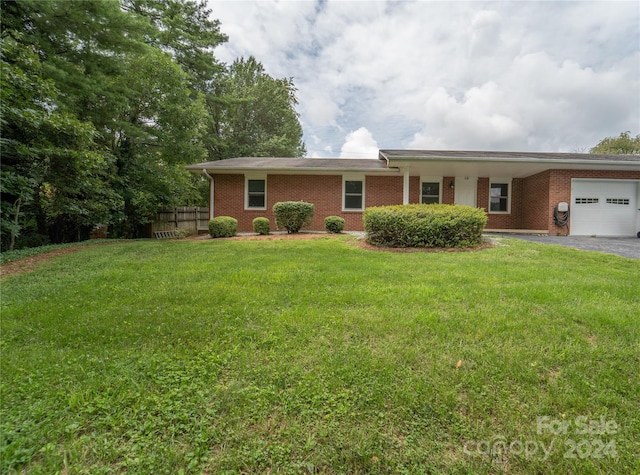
[489,179,511,213]
[420,177,442,204]
[245,176,266,210]
[343,176,365,211]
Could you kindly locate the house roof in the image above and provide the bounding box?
[379,149,640,163]
[186,151,640,179]
[186,156,394,174]
[378,149,640,178]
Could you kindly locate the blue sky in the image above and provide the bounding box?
[207,0,639,158]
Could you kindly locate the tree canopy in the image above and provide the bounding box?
[1,0,305,248]
[590,131,640,155]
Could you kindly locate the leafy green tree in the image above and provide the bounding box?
[1,0,307,246]
[214,57,306,159]
[123,0,227,90]
[590,131,640,155]
[0,31,122,248]
[2,0,213,240]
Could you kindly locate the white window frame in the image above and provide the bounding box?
[245,175,267,210]
[420,176,443,204]
[489,178,512,214]
[342,175,365,211]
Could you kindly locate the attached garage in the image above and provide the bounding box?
[570,179,640,237]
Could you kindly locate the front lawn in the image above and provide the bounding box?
[1,236,638,474]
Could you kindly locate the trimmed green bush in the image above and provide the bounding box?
[173,228,191,239]
[363,204,487,248]
[273,201,314,234]
[324,216,345,233]
[252,217,270,235]
[208,216,237,238]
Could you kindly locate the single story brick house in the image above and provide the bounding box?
[186,150,640,237]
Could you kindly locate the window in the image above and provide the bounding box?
[245,176,266,209]
[575,197,599,204]
[343,177,364,211]
[489,179,511,213]
[606,198,629,205]
[420,178,441,204]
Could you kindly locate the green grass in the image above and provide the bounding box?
[1,236,638,474]
[0,239,114,265]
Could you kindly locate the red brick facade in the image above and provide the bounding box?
[211,170,640,233]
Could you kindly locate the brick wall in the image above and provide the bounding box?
[212,170,640,233]
[442,177,455,204]
[213,173,404,232]
[366,175,404,207]
[479,177,525,229]
[521,171,550,230]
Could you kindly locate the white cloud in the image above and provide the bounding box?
[468,10,502,57]
[340,127,379,159]
[207,0,640,157]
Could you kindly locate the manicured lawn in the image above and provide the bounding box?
[1,236,638,474]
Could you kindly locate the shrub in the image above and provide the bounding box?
[252,217,270,235]
[173,228,191,239]
[363,204,487,248]
[324,216,345,233]
[273,201,314,234]
[208,216,237,238]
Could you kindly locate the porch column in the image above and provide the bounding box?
[403,168,410,204]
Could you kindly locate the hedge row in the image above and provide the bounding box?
[210,203,486,248]
[363,204,487,248]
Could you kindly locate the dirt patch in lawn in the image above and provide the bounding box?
[0,242,120,278]
[2,246,92,277]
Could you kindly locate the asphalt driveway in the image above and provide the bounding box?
[495,234,640,259]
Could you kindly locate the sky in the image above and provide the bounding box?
[206,0,640,158]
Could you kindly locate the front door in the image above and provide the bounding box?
[454,177,477,207]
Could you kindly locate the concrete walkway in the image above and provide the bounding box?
[492,234,640,259]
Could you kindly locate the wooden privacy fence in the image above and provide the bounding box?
[151,207,210,237]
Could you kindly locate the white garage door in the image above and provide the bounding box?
[571,180,638,237]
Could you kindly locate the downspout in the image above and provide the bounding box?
[378,150,390,168]
[203,169,214,220]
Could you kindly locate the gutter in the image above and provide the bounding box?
[187,166,401,174]
[386,156,640,167]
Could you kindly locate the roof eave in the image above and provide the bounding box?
[186,165,399,174]
[386,157,640,167]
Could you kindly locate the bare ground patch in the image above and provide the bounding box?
[0,243,114,277]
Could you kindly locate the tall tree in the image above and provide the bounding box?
[214,57,306,159]
[1,0,214,241]
[0,29,122,248]
[123,0,227,91]
[590,131,640,155]
[1,0,307,246]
